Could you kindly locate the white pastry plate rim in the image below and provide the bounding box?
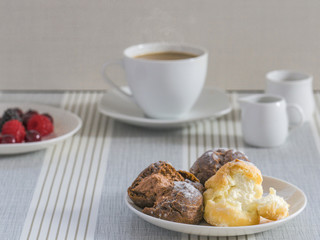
[0,102,82,154]
[98,87,232,125]
[125,175,307,236]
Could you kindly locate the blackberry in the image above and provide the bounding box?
[22,109,38,127]
[25,109,38,116]
[13,108,24,118]
[0,108,22,131]
[1,134,16,144]
[25,130,41,142]
[43,113,54,123]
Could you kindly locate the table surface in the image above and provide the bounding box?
[0,91,319,240]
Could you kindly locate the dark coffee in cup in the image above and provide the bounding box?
[135,51,198,60]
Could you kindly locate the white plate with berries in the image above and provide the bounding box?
[0,103,82,154]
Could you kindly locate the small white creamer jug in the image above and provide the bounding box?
[238,94,304,148]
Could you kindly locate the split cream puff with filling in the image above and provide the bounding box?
[203,160,289,226]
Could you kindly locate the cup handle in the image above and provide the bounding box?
[287,104,305,129]
[102,60,134,100]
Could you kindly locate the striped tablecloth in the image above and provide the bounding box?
[0,91,319,240]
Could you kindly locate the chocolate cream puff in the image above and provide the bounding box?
[128,161,204,224]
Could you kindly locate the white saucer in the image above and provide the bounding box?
[0,103,82,154]
[126,176,307,236]
[98,87,231,128]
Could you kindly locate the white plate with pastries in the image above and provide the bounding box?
[126,160,307,237]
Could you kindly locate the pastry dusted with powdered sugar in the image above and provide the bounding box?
[190,148,249,184]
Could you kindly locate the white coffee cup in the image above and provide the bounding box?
[238,94,304,148]
[266,70,314,122]
[102,42,208,119]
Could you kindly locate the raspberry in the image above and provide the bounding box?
[1,120,26,143]
[0,108,22,131]
[27,114,54,137]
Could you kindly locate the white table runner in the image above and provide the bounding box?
[18,92,113,240]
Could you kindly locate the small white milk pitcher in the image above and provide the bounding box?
[238,94,305,148]
[266,70,314,122]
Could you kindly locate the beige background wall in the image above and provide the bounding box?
[0,0,319,90]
